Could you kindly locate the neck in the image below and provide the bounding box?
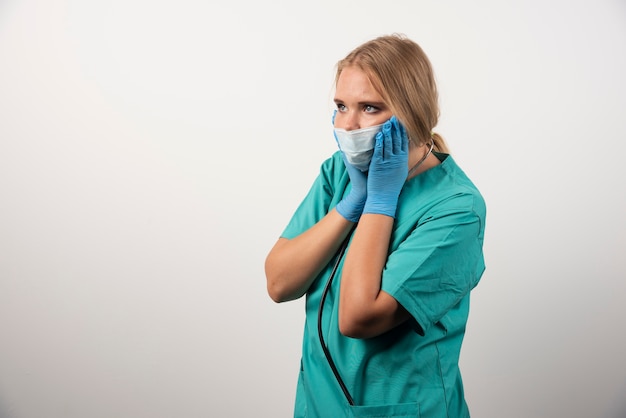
[407,139,435,179]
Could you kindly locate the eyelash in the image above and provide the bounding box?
[336,104,380,113]
[364,105,379,113]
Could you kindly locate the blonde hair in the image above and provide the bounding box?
[335,34,449,153]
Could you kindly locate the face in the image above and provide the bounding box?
[333,66,392,131]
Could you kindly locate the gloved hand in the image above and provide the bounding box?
[362,116,409,218]
[336,152,368,222]
[333,110,367,222]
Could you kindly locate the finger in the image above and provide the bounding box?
[391,117,403,155]
[400,132,408,154]
[382,119,393,159]
[374,131,384,161]
[391,119,402,155]
[396,119,408,154]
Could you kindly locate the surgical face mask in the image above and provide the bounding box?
[334,123,383,172]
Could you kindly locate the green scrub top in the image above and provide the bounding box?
[281,151,486,418]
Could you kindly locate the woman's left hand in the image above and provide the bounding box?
[362,116,409,218]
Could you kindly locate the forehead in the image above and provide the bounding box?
[335,66,382,101]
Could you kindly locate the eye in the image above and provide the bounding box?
[336,103,347,112]
[364,104,380,113]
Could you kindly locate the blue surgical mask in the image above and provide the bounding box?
[334,123,383,172]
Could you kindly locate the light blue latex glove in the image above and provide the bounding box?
[362,116,409,218]
[332,110,367,223]
[336,153,368,222]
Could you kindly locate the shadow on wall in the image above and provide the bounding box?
[603,384,626,418]
[608,400,626,418]
[0,399,15,418]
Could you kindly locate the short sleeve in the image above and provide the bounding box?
[281,151,350,240]
[381,193,486,336]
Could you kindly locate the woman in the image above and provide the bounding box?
[265,34,486,417]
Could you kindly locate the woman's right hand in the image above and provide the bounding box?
[335,152,367,223]
[333,109,368,223]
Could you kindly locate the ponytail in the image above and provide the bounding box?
[431,132,449,154]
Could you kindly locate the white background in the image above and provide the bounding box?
[1,1,625,417]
